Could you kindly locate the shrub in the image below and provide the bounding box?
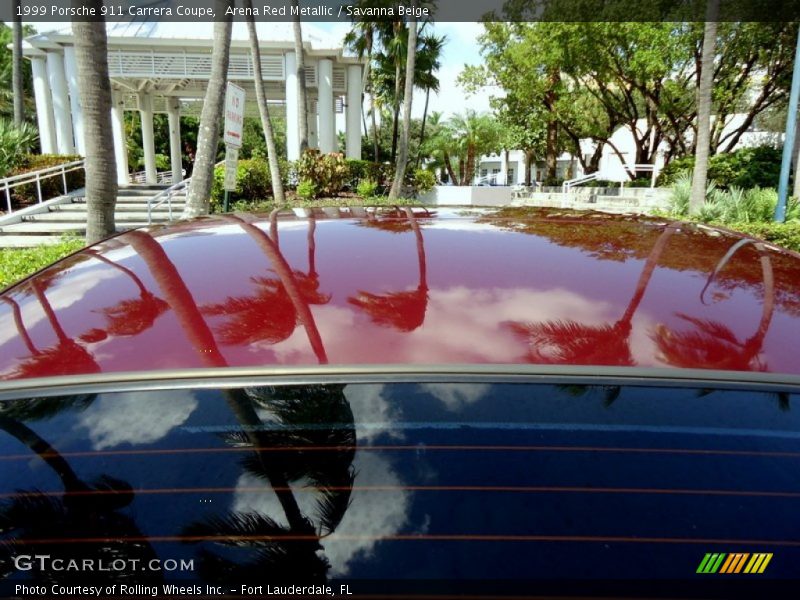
[356,178,378,198]
[210,158,274,212]
[346,159,372,185]
[296,149,350,197]
[667,173,799,225]
[296,179,317,200]
[413,168,436,194]
[658,145,782,189]
[723,222,800,253]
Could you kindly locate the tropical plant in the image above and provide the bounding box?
[183,0,233,218]
[296,149,350,197]
[296,179,317,201]
[356,178,378,198]
[72,2,117,244]
[0,119,38,177]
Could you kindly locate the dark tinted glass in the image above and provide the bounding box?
[1,382,799,598]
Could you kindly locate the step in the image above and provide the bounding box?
[54,203,182,213]
[25,211,173,223]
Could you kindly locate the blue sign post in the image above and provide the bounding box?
[775,26,800,222]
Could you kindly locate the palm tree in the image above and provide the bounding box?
[11,0,23,126]
[344,16,380,161]
[72,1,116,243]
[415,33,445,168]
[245,0,284,204]
[183,0,233,218]
[388,4,418,201]
[689,0,720,215]
[291,0,309,152]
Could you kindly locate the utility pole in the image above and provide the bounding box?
[775,26,800,222]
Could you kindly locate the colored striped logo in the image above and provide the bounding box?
[696,553,773,574]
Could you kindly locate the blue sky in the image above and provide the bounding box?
[320,21,497,119]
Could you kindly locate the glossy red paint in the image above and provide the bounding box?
[1,207,800,380]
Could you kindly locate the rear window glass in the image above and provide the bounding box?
[1,382,798,597]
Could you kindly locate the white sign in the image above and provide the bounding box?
[224,82,245,148]
[223,146,239,191]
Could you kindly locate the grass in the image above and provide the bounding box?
[0,236,84,290]
[218,195,419,214]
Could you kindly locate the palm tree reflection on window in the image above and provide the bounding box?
[349,207,430,332]
[0,407,160,585]
[184,385,356,584]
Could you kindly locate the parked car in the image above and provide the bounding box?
[1,207,799,598]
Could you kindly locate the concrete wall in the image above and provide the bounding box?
[420,186,513,206]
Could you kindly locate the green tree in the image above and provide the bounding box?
[426,111,502,185]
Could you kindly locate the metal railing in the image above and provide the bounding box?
[146,161,224,224]
[562,164,661,192]
[130,169,176,184]
[1,160,85,216]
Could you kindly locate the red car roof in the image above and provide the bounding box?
[1,207,799,381]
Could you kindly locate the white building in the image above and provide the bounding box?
[476,114,782,186]
[21,21,365,185]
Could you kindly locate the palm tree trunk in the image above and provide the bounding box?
[183,1,232,218]
[291,1,309,152]
[389,10,417,201]
[689,2,719,215]
[416,87,431,169]
[245,0,284,204]
[12,1,23,126]
[371,99,380,161]
[72,6,116,244]
[442,150,457,185]
[391,90,401,163]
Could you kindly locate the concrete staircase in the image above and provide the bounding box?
[0,185,185,248]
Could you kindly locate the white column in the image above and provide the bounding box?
[499,151,508,185]
[307,99,318,149]
[317,58,335,154]
[138,93,157,184]
[46,51,75,155]
[31,56,57,154]
[111,93,129,186]
[63,46,85,156]
[167,98,183,183]
[285,51,300,160]
[346,65,362,159]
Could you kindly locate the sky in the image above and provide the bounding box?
[320,21,496,119]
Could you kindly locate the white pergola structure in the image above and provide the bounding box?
[22,21,365,185]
